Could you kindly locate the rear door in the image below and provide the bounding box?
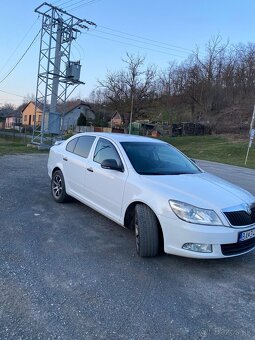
[63,135,96,197]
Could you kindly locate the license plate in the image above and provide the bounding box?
[238,228,255,242]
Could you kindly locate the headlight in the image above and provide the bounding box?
[169,200,223,226]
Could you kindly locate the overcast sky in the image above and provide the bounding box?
[0,0,254,107]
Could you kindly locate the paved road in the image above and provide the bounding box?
[197,160,255,195]
[0,154,254,340]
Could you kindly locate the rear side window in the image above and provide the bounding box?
[66,136,95,158]
[66,138,78,153]
[74,136,96,158]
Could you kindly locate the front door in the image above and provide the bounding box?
[85,138,128,222]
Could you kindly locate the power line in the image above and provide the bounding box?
[65,0,102,11]
[54,0,79,8]
[52,0,65,4]
[55,0,100,10]
[62,0,88,9]
[98,25,193,53]
[94,29,191,55]
[52,0,78,6]
[0,89,24,98]
[0,30,41,85]
[85,32,187,59]
[73,40,86,61]
[0,16,40,76]
[0,99,23,104]
[56,2,195,56]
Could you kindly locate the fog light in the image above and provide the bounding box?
[182,243,212,253]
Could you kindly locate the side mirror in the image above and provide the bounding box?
[101,159,124,172]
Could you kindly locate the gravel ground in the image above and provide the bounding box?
[0,154,254,340]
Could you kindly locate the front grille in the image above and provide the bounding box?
[224,207,255,226]
[221,238,255,256]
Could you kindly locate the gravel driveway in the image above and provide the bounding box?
[0,154,254,339]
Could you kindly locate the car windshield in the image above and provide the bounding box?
[121,142,201,175]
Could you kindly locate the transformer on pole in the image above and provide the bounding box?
[31,2,96,147]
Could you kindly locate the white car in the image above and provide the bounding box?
[47,132,255,258]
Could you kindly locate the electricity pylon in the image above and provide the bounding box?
[31,2,96,146]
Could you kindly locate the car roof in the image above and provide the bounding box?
[73,132,166,144]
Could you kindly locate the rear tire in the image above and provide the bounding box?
[51,170,69,203]
[135,204,159,257]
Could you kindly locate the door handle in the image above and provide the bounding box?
[63,157,68,161]
[87,167,94,172]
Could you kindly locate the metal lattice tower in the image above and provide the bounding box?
[31,2,96,146]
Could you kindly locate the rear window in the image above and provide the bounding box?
[66,138,78,153]
[66,136,96,158]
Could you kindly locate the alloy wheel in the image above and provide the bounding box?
[53,174,62,198]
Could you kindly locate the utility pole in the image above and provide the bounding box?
[50,18,63,121]
[31,2,96,147]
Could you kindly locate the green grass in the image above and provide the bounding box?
[0,137,46,155]
[1,134,255,169]
[161,135,255,169]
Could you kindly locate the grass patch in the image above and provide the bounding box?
[161,135,255,169]
[0,137,47,155]
[1,133,254,169]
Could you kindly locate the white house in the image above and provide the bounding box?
[5,111,22,129]
[62,101,95,131]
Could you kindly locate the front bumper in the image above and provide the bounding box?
[159,215,255,259]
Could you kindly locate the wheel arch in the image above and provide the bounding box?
[52,165,63,177]
[124,201,164,251]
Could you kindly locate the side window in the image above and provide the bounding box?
[93,138,122,167]
[66,138,78,153]
[73,136,96,158]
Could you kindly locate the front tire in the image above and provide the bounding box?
[51,170,69,203]
[135,204,159,257]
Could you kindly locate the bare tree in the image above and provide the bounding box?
[192,35,229,113]
[0,103,15,117]
[98,53,157,122]
[91,39,255,132]
[23,93,35,103]
[89,88,106,105]
[158,61,178,96]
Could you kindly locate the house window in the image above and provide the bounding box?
[24,115,27,122]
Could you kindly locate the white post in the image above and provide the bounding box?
[129,92,134,134]
[245,105,255,165]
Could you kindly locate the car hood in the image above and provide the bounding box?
[141,172,255,211]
